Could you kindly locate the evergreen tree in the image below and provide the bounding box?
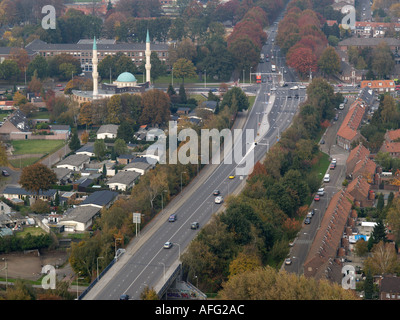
[364,271,374,300]
[69,130,81,151]
[179,83,187,104]
[367,219,387,251]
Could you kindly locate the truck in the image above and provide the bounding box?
[271,64,276,72]
[260,53,265,63]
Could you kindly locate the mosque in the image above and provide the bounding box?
[72,30,152,104]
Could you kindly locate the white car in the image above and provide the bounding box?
[324,174,330,183]
[215,196,223,204]
[299,85,306,89]
[164,241,173,249]
[317,188,325,196]
[331,158,337,165]
[285,258,292,265]
[290,86,298,90]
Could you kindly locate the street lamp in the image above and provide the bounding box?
[172,67,174,86]
[204,69,206,89]
[115,237,122,257]
[159,262,166,283]
[161,189,168,213]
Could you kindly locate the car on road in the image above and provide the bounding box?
[330,163,336,170]
[324,174,330,182]
[213,190,220,196]
[282,83,288,87]
[270,87,277,91]
[229,174,235,179]
[191,222,199,229]
[331,158,337,165]
[317,188,325,196]
[304,217,311,224]
[295,94,299,99]
[290,86,298,90]
[314,194,320,201]
[168,214,177,222]
[215,196,223,204]
[2,170,9,176]
[285,258,292,265]
[119,294,129,300]
[299,85,306,89]
[164,241,173,249]
[320,139,325,144]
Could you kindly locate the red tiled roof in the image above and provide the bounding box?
[381,141,400,154]
[347,176,370,199]
[304,190,354,279]
[361,80,395,89]
[387,129,400,142]
[337,100,366,141]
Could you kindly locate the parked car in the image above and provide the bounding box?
[317,188,325,196]
[304,217,311,224]
[285,258,292,265]
[1,170,9,176]
[330,163,336,170]
[324,174,330,182]
[314,194,320,201]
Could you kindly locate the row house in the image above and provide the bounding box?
[304,190,355,282]
[354,22,400,38]
[380,128,400,158]
[336,100,367,151]
[361,80,396,94]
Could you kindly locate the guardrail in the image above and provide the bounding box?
[77,250,125,300]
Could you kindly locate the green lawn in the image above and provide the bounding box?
[310,151,331,178]
[11,140,65,155]
[9,157,41,168]
[15,226,47,238]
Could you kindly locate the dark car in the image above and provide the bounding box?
[119,294,129,300]
[304,217,311,224]
[168,214,177,222]
[2,170,9,176]
[213,190,220,196]
[191,222,199,230]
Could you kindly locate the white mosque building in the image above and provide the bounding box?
[72,30,152,104]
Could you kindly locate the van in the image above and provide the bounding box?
[324,174,330,182]
[168,214,177,222]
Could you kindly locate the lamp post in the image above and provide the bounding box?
[159,262,166,283]
[115,237,122,257]
[174,242,181,260]
[204,69,206,89]
[161,189,167,212]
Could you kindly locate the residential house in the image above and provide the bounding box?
[384,128,400,142]
[351,156,376,183]
[198,101,218,113]
[96,124,119,139]
[106,171,140,191]
[80,190,118,209]
[0,110,30,140]
[304,190,355,282]
[56,154,90,171]
[0,200,12,215]
[76,142,95,157]
[58,205,101,232]
[52,167,73,185]
[124,160,154,175]
[84,160,115,176]
[380,141,400,158]
[117,154,135,165]
[361,80,396,94]
[346,143,371,178]
[379,275,400,300]
[336,99,367,150]
[50,124,71,139]
[2,187,57,202]
[347,176,374,207]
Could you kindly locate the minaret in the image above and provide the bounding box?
[145,29,151,84]
[92,36,99,97]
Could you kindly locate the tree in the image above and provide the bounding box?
[117,122,134,143]
[364,241,398,275]
[172,58,197,84]
[94,139,107,160]
[69,130,81,151]
[367,219,387,251]
[19,163,57,196]
[114,138,128,156]
[287,46,318,76]
[372,41,395,79]
[27,55,48,79]
[318,46,340,79]
[139,89,171,126]
[220,87,249,112]
[107,95,122,124]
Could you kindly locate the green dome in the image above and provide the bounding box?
[116,72,136,82]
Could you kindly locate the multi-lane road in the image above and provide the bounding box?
[85,13,308,300]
